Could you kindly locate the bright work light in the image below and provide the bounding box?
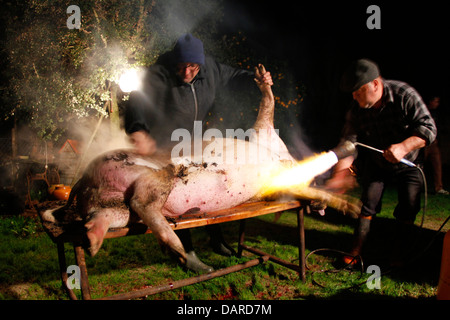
[119,68,143,93]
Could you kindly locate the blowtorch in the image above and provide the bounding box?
[354,142,417,167]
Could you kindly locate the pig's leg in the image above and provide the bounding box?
[288,186,362,218]
[129,169,187,265]
[252,64,275,131]
[251,64,295,162]
[85,207,130,256]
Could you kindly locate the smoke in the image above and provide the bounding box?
[153,0,222,37]
[83,121,132,162]
[68,117,133,182]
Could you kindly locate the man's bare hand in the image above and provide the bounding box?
[383,144,408,163]
[384,136,426,163]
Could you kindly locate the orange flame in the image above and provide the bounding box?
[260,151,338,195]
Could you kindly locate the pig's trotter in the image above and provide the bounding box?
[131,200,187,264]
[130,169,187,265]
[83,208,130,256]
[146,211,187,265]
[84,215,110,256]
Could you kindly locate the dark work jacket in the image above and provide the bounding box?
[124,52,255,145]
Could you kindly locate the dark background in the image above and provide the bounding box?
[220,1,449,152]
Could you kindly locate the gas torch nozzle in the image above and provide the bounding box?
[331,140,357,160]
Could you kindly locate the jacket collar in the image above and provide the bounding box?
[382,79,395,105]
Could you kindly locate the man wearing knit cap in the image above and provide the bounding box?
[125,33,272,154]
[124,33,273,273]
[327,58,437,266]
[173,33,205,83]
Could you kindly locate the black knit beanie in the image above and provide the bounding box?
[173,33,205,65]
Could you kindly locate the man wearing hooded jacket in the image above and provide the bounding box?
[124,33,273,273]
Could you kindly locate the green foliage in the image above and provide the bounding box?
[0,215,41,239]
[2,0,225,141]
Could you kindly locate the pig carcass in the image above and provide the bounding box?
[42,65,358,268]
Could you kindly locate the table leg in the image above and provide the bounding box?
[237,219,246,258]
[57,242,78,300]
[297,207,306,282]
[74,244,91,300]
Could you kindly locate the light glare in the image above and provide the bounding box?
[119,69,142,92]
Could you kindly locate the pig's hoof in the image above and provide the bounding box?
[86,231,103,256]
[185,251,214,273]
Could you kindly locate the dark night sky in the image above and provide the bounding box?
[220,1,450,150]
[222,1,448,91]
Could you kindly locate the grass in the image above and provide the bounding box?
[0,186,449,300]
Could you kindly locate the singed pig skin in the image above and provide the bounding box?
[75,136,278,223]
[163,139,275,217]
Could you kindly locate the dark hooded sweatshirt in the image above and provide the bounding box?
[124,51,255,146]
